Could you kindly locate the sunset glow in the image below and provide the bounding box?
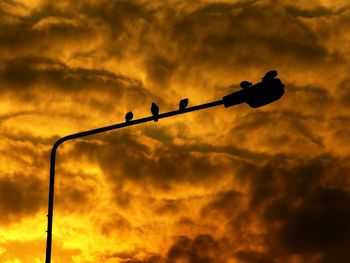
[1,0,350,262]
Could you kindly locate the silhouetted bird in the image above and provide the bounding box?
[151,102,159,122]
[262,70,278,82]
[240,81,252,89]
[125,111,133,123]
[179,98,189,111]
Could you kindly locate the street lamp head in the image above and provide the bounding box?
[240,81,252,88]
[262,70,278,81]
[245,78,285,108]
[223,71,285,108]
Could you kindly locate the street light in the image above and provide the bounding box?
[45,73,285,263]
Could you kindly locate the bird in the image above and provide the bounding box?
[262,70,278,82]
[125,111,133,123]
[240,81,252,89]
[151,102,159,122]
[179,98,189,111]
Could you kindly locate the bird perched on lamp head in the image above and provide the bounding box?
[179,98,189,111]
[151,102,159,122]
[240,81,252,89]
[262,70,278,82]
[125,111,133,123]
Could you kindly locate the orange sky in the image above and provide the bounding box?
[1,0,350,262]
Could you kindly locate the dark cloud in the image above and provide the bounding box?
[168,1,329,74]
[0,57,66,89]
[0,127,57,148]
[120,255,162,263]
[83,0,154,33]
[153,198,182,216]
[200,190,243,218]
[99,212,132,237]
[279,187,350,254]
[234,250,273,263]
[54,171,98,213]
[116,234,230,263]
[62,131,231,192]
[0,110,42,123]
[246,156,350,261]
[0,55,160,117]
[0,128,54,173]
[144,55,177,87]
[166,234,220,263]
[0,173,45,224]
[335,78,350,109]
[285,83,331,112]
[0,56,140,92]
[285,4,349,18]
[0,8,94,55]
[175,217,197,230]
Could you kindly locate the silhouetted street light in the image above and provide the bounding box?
[45,72,284,263]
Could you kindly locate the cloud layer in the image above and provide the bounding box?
[1,0,350,262]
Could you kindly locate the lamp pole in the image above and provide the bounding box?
[45,76,285,263]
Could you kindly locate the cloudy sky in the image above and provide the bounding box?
[1,0,350,262]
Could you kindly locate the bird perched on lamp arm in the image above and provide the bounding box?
[179,98,189,111]
[125,111,133,123]
[151,103,159,122]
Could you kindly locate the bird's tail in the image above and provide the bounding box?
[154,117,158,122]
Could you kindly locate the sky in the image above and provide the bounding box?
[1,0,350,262]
